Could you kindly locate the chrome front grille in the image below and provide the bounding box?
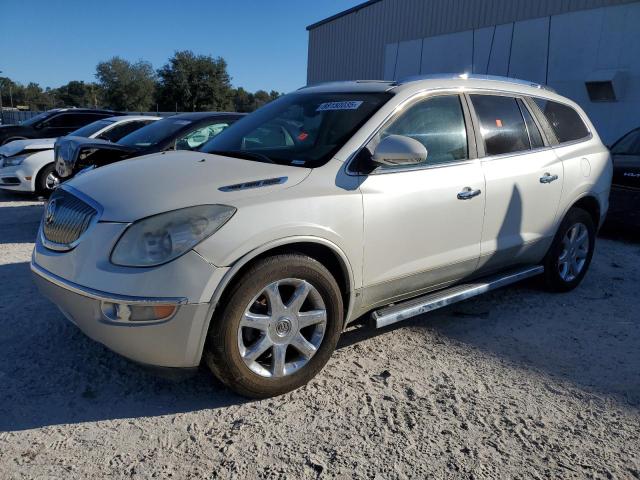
[42,188,98,250]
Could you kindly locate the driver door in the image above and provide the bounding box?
[359,94,486,308]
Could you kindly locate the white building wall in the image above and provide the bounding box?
[382,3,640,144]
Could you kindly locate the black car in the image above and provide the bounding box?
[55,112,244,181]
[606,127,640,231]
[0,108,120,145]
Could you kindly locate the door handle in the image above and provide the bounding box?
[540,173,559,184]
[457,187,482,200]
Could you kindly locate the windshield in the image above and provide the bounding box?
[69,119,114,138]
[117,117,191,148]
[20,111,55,126]
[201,92,392,167]
[611,129,640,155]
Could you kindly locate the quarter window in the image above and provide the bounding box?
[375,95,468,166]
[532,99,589,143]
[470,95,530,156]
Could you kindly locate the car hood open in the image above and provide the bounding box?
[67,150,312,222]
[0,138,56,157]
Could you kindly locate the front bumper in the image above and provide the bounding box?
[0,164,34,191]
[31,261,214,368]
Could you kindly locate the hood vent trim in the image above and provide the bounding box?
[219,176,288,192]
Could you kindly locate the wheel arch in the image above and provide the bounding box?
[34,161,56,192]
[567,194,601,229]
[195,236,357,363]
[1,136,28,146]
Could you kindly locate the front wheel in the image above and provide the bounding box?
[543,207,596,292]
[36,163,61,196]
[204,254,344,398]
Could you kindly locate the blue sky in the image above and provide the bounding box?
[0,0,362,93]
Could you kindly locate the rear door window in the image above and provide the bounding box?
[470,95,530,156]
[98,120,154,142]
[532,99,590,143]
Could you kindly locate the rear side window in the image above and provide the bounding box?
[532,99,589,143]
[98,120,154,142]
[48,113,102,128]
[470,95,530,156]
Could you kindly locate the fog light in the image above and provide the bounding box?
[101,302,177,322]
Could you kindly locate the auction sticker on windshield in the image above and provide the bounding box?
[316,101,363,111]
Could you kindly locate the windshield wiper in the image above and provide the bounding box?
[207,150,275,164]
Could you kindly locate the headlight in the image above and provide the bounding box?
[3,155,26,167]
[111,205,236,267]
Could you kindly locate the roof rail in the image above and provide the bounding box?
[297,79,394,90]
[398,73,556,92]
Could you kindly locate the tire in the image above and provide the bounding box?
[542,207,596,292]
[204,253,343,398]
[35,163,60,196]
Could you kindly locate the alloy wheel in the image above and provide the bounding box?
[557,222,589,282]
[238,278,327,378]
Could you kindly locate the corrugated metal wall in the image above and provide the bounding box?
[307,0,637,84]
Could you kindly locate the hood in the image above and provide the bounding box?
[67,150,311,222]
[54,136,138,178]
[0,138,56,157]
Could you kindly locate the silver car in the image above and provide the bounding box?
[31,75,612,398]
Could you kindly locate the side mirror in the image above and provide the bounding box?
[372,135,427,167]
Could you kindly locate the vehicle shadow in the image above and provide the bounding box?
[0,261,246,432]
[340,259,640,409]
[0,190,43,203]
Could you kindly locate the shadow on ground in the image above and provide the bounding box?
[341,271,640,409]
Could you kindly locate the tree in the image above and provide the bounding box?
[230,87,282,113]
[95,57,155,111]
[54,81,102,108]
[156,50,233,112]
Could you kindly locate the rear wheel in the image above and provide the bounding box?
[36,163,60,196]
[204,254,343,398]
[543,207,595,292]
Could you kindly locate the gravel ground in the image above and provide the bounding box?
[0,189,638,479]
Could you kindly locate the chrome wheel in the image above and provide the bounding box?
[238,278,327,378]
[558,222,589,282]
[45,172,60,191]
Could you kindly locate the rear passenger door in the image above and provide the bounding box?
[467,93,564,274]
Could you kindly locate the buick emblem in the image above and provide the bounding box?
[45,199,58,225]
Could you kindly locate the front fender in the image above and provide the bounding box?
[192,235,360,366]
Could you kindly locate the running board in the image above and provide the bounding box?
[371,265,544,329]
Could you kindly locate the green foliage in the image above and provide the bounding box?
[55,80,103,108]
[1,52,282,113]
[156,50,233,111]
[231,87,282,113]
[95,57,156,111]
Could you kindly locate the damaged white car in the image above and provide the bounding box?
[0,115,159,194]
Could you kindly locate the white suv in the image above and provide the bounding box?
[31,75,612,397]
